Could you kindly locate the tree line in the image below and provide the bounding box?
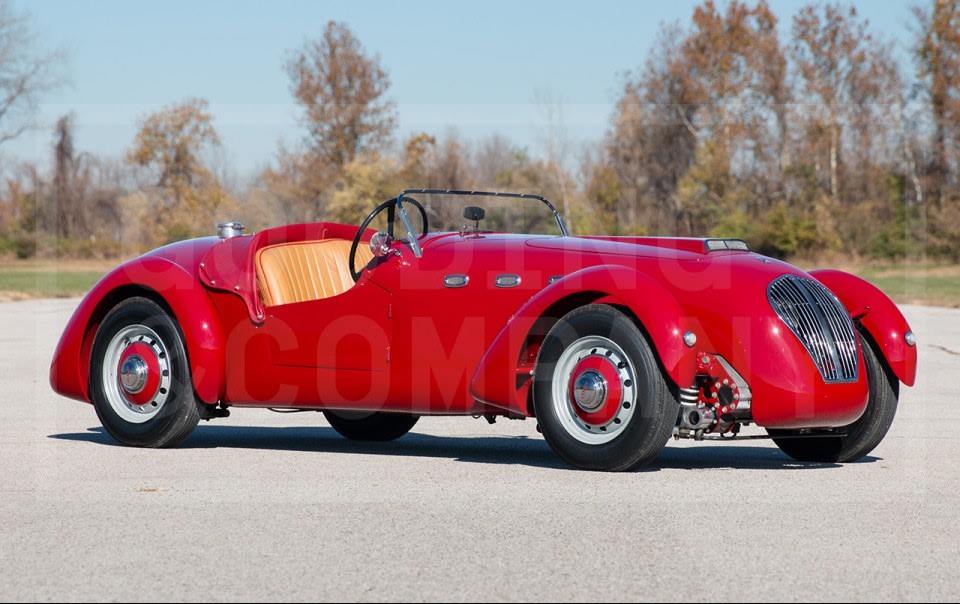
[1,0,958,261]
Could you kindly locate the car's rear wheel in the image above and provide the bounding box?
[770,333,899,463]
[90,297,202,448]
[323,411,419,441]
[533,304,678,471]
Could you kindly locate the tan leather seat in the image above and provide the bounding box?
[256,239,374,306]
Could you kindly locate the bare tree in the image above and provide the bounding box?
[535,89,572,224]
[579,142,622,235]
[608,24,698,234]
[914,0,960,207]
[260,143,330,223]
[0,0,61,146]
[52,114,82,238]
[430,129,469,189]
[474,133,515,188]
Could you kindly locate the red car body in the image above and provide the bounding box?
[50,220,917,432]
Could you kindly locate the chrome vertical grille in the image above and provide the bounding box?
[767,275,859,383]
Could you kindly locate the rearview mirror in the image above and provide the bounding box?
[463,206,485,222]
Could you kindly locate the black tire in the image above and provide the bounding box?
[89,297,202,448]
[323,410,419,441]
[533,304,679,471]
[770,332,899,463]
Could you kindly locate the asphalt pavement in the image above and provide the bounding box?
[1,298,957,602]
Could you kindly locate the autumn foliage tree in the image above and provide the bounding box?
[601,0,922,258]
[792,4,900,205]
[126,98,234,242]
[262,21,397,222]
[676,0,789,234]
[5,0,960,264]
[287,21,396,169]
[607,2,790,237]
[128,98,219,195]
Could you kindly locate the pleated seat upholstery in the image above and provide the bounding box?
[256,239,374,306]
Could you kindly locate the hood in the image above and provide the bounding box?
[527,234,711,261]
[524,235,805,304]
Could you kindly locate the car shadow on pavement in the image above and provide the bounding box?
[653,445,874,470]
[49,425,876,471]
[50,425,569,469]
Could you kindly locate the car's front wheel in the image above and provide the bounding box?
[769,332,899,463]
[90,297,202,448]
[533,304,679,471]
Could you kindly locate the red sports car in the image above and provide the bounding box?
[50,190,917,471]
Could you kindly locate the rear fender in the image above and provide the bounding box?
[470,265,696,415]
[809,269,917,386]
[50,257,225,404]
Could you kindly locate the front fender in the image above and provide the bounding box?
[809,269,917,387]
[470,265,697,415]
[50,256,225,404]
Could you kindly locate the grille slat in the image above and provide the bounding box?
[776,278,834,377]
[795,279,844,381]
[808,280,860,378]
[809,283,849,373]
[768,275,859,383]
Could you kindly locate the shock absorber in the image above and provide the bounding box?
[676,385,715,439]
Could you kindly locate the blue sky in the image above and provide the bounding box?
[6,0,916,180]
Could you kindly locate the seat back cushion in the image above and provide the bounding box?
[256,239,374,306]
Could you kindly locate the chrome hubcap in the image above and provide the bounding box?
[101,324,172,424]
[550,335,638,445]
[573,370,607,411]
[119,355,149,394]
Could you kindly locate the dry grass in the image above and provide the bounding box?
[0,259,120,301]
[0,258,120,272]
[795,261,960,308]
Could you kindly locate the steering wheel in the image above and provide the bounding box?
[349,196,428,282]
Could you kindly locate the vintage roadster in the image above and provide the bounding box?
[50,190,917,471]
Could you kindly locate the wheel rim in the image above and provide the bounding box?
[550,335,638,445]
[101,324,172,424]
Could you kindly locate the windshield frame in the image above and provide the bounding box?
[394,189,569,255]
